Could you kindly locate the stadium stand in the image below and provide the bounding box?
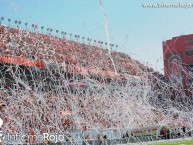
[0,24,169,144]
[0,25,147,79]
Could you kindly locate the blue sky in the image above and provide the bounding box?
[1,0,193,73]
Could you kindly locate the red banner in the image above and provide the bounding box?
[0,55,45,68]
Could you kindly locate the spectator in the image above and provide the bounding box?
[182,126,186,134]
[177,128,181,137]
[85,135,92,145]
[97,135,103,145]
[170,128,174,139]
[174,128,177,138]
[166,129,170,139]
[103,135,107,140]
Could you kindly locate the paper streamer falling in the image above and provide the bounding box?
[98,0,118,75]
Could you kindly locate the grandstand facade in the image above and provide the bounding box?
[163,34,193,96]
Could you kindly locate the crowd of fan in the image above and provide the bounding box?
[0,75,176,144]
[0,24,192,145]
[0,79,190,144]
[0,88,83,144]
[0,25,147,78]
[0,82,132,144]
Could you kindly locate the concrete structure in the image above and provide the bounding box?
[163,34,193,95]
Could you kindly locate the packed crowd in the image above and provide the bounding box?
[0,25,192,145]
[0,25,146,78]
[0,72,191,144]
